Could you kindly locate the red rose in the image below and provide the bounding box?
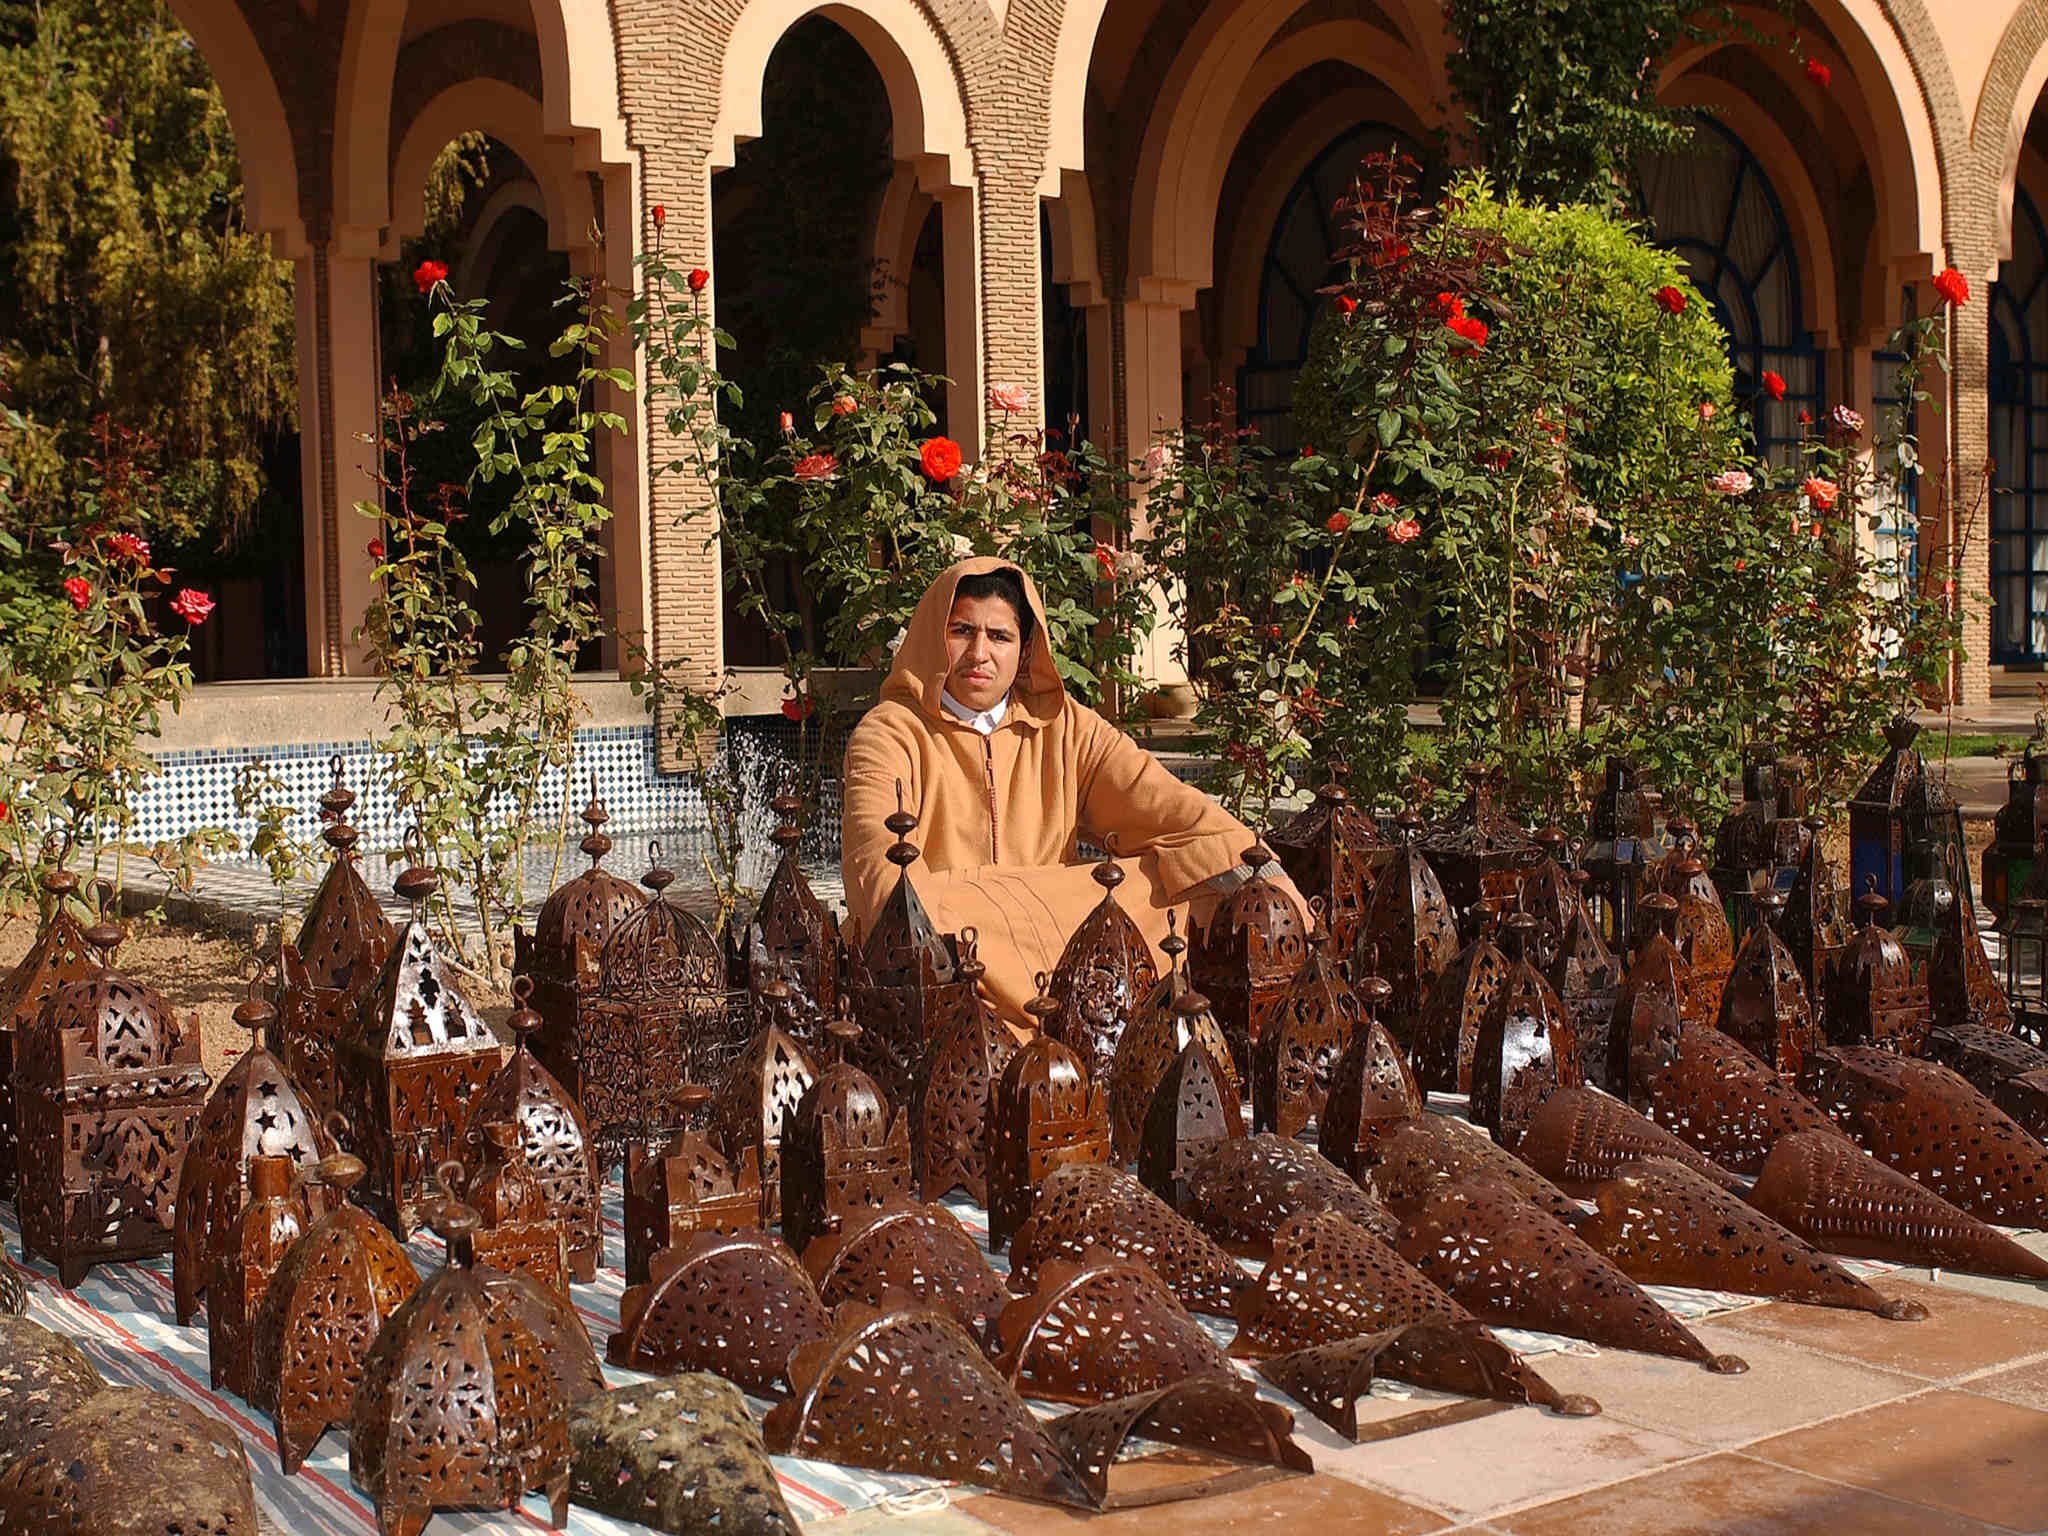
[366,538,385,561]
[1095,543,1117,579]
[0,803,8,824]
[1300,445,1314,458]
[1265,625,1282,639]
[1932,267,1969,308]
[1326,512,1350,534]
[62,575,90,610]
[1448,314,1488,349]
[778,411,794,436]
[1761,371,1786,401]
[1734,558,1746,572]
[170,587,215,625]
[781,695,813,722]
[1387,518,1422,544]
[1654,285,1687,315]
[792,452,838,482]
[1804,57,1830,88]
[1798,410,1813,425]
[831,394,858,416]
[687,268,710,293]
[1344,614,1357,628]
[652,204,665,228]
[920,436,963,481]
[106,531,150,565]
[1433,291,1463,319]
[1334,296,1357,317]
[413,259,448,294]
[1373,491,1399,513]
[1698,401,1716,421]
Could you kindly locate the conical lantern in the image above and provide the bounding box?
[1189,841,1308,1081]
[278,758,396,1121]
[1411,935,1507,1093]
[1253,908,1354,1137]
[1421,764,1541,933]
[915,929,1016,1202]
[1048,837,1160,1087]
[1109,913,1240,1164]
[1665,845,1733,1024]
[1138,1039,1242,1211]
[0,857,95,1202]
[173,972,331,1325]
[1318,973,1422,1179]
[705,1006,818,1223]
[1514,829,1576,971]
[743,788,841,1042]
[1549,868,1619,1089]
[1607,891,1690,1105]
[778,1017,914,1255]
[1929,848,2013,1034]
[622,1082,762,1285]
[987,978,1111,1251]
[1824,881,1928,1053]
[1469,913,1581,1147]
[205,1152,309,1399]
[1352,810,1459,1053]
[462,979,601,1282]
[1717,889,1816,1076]
[1267,761,1380,958]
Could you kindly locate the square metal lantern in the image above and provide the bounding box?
[1998,850,2048,1040]
[1583,757,1658,954]
[1983,750,2048,919]
[0,861,96,1203]
[1848,716,1967,914]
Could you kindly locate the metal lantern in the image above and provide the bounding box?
[743,789,842,1043]
[1138,1040,1242,1212]
[0,859,96,1202]
[1352,810,1460,1053]
[15,908,209,1288]
[1983,747,2048,918]
[1999,841,2048,1039]
[844,787,976,1105]
[460,1128,571,1300]
[1607,891,1690,1105]
[1848,715,1967,912]
[1317,974,1422,1179]
[1667,848,1734,1025]
[1930,849,2015,1036]
[1717,890,1816,1076]
[339,843,504,1237]
[205,1151,309,1400]
[1421,764,1541,932]
[1514,834,1575,971]
[1783,819,1849,1012]
[1045,838,1158,1090]
[1712,752,1780,928]
[1582,757,1659,952]
[778,1020,914,1255]
[914,930,1016,1202]
[172,976,331,1326]
[1825,881,1928,1053]
[462,980,601,1282]
[278,759,395,1122]
[622,1084,762,1286]
[1109,914,1241,1163]
[1188,841,1307,1081]
[1267,761,1380,959]
[986,979,1111,1252]
[1548,869,1619,1090]
[705,1010,818,1224]
[1411,935,1507,1094]
[1470,913,1581,1147]
[1253,912,1354,1137]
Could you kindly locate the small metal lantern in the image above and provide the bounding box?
[462,1129,572,1300]
[1267,761,1380,958]
[778,1019,914,1255]
[462,979,601,1282]
[1607,892,1690,1104]
[1253,911,1354,1137]
[15,906,210,1289]
[1983,747,2048,918]
[622,1083,762,1285]
[1411,934,1508,1094]
[278,759,396,1122]
[205,1151,309,1399]
[1548,869,1619,1090]
[1047,838,1159,1087]
[339,842,504,1237]
[705,1010,818,1224]
[250,1146,421,1475]
[1422,765,1541,933]
[1667,848,1733,1025]
[1138,1040,1242,1211]
[1712,752,1779,926]
[1848,715,1967,912]
[1825,881,1928,1053]
[1782,819,1848,1012]
[1352,810,1461,1052]
[1514,833,1576,971]
[173,974,331,1326]
[0,858,95,1203]
[1470,913,1581,1147]
[914,929,1016,1202]
[1109,914,1241,1163]
[1582,757,1658,953]
[743,789,842,1042]
[1716,890,1816,1076]
[1189,840,1308,1081]
[1318,974,1422,1179]
[986,978,1112,1252]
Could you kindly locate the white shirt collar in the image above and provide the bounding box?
[940,688,1009,735]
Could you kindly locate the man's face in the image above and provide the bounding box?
[944,593,1026,712]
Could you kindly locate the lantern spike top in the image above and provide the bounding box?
[825,1002,861,1066]
[641,840,676,897]
[302,1115,366,1196]
[770,776,804,852]
[1667,812,1698,852]
[1534,824,1569,864]
[884,780,919,869]
[957,925,985,985]
[1637,890,1680,949]
[1316,760,1352,806]
[1501,910,1542,964]
[506,975,542,1055]
[427,1160,482,1262]
[1093,833,1126,891]
[1393,808,1427,844]
[320,756,361,857]
[233,957,278,1054]
[392,827,439,915]
[1160,909,1185,971]
[578,776,614,869]
[1025,972,1059,1035]
[1883,714,1921,752]
[82,877,124,962]
[1755,886,1788,934]
[1854,874,1890,929]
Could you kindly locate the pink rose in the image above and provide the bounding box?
[988,384,1031,414]
[1707,470,1753,496]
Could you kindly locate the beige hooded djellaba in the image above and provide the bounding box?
[840,556,1280,1028]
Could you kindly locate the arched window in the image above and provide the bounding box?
[1239,122,1414,455]
[1640,119,1824,465]
[1991,185,2048,664]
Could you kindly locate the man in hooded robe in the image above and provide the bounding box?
[841,556,1308,1028]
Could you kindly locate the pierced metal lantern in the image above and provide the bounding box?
[2000,844,2048,1040]
[1582,756,1658,953]
[1352,810,1460,1054]
[339,846,504,1237]
[1267,761,1380,958]
[1422,765,1541,933]
[623,1083,761,1285]
[1110,914,1242,1163]
[987,980,1112,1252]
[1712,752,1780,927]
[915,930,1016,1202]
[172,978,331,1326]
[705,1012,818,1224]
[844,787,976,1105]
[1716,890,1816,1076]
[205,1151,309,1400]
[1930,849,2014,1036]
[1983,748,2048,919]
[462,980,600,1283]
[461,1130,571,1300]
[1411,935,1507,1094]
[0,860,96,1203]
[278,759,396,1122]
[1514,836,1575,972]
[15,911,209,1289]
[743,790,842,1043]
[1548,869,1619,1090]
[1138,1039,1242,1212]
[1318,974,1422,1179]
[1825,882,1928,1053]
[1254,914,1354,1137]
[1607,891,1690,1105]
[1189,840,1308,1081]
[1048,838,1160,1087]
[778,1020,914,1255]
[1848,715,1968,912]
[250,1148,421,1476]
[1665,847,1733,1025]
[1470,914,1581,1148]
[1782,819,1848,1012]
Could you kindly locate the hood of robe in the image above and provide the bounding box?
[880,556,1067,728]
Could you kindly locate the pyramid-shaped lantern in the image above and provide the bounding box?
[844,783,976,1105]
[1824,881,1927,1052]
[705,1006,818,1224]
[1930,847,2014,1034]
[516,781,644,1077]
[0,857,96,1202]
[915,929,1017,1202]
[1421,764,1542,933]
[1411,934,1508,1094]
[1253,907,1355,1138]
[1352,809,1460,1055]
[15,898,210,1288]
[339,840,504,1237]
[1607,891,1691,1104]
[1470,913,1582,1148]
[1514,827,1576,970]
[462,979,601,1282]
[779,1017,914,1254]
[173,974,332,1326]
[1138,1040,1243,1212]
[1318,973,1423,1180]
[1267,761,1380,959]
[278,758,395,1122]
[1717,889,1817,1076]
[1712,752,1780,928]
[1189,841,1308,1083]
[1048,836,1160,1087]
[1109,913,1241,1163]
[622,1083,763,1285]
[987,977,1112,1251]
[744,788,842,1043]
[1548,868,1619,1090]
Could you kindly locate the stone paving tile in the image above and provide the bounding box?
[1744,1389,2048,1532]
[1712,1281,2048,1382]
[1963,1355,2048,1412]
[959,1461,1450,1535]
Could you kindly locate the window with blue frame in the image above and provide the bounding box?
[1991,185,2048,664]
[1638,120,1825,467]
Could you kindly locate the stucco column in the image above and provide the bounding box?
[579,169,650,677]
[293,245,382,677]
[1947,257,1994,707]
[940,183,986,460]
[1118,297,1190,689]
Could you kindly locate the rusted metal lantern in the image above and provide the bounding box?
[1582,757,1657,953]
[743,789,842,1043]
[462,979,600,1283]
[278,759,396,1122]
[173,975,331,1326]
[1047,837,1160,1087]
[1267,761,1380,958]
[844,786,976,1105]
[1607,891,1690,1105]
[1983,747,2048,918]
[622,1083,761,1285]
[205,1151,309,1399]
[1825,881,1929,1052]
[460,1127,572,1300]
[1712,752,1780,929]
[1514,830,1576,971]
[1548,869,1619,1089]
[0,858,96,1203]
[779,1019,914,1255]
[1253,910,1354,1137]
[1716,889,1816,1076]
[15,907,209,1288]
[1927,850,2017,1036]
[1667,847,1734,1025]
[1470,913,1581,1147]
[250,1145,421,1476]
[987,979,1112,1251]
[1411,934,1507,1093]
[1110,914,1241,1163]
[1138,1039,1243,1211]
[1422,765,1541,932]
[339,841,504,1237]
[1999,842,2048,1040]
[705,1006,818,1223]
[1189,840,1308,1080]
[1848,715,1967,912]
[1353,810,1461,1053]
[915,929,1016,1201]
[1318,973,1422,1178]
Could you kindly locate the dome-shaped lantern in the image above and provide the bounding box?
[1582,757,1658,954]
[1188,841,1308,1082]
[915,929,1017,1202]
[278,758,396,1122]
[1469,913,1582,1148]
[1665,845,1733,1025]
[1825,881,1926,1052]
[1422,764,1542,934]
[1315,973,1421,1180]
[1253,906,1355,1138]
[1047,836,1160,1087]
[338,838,504,1237]
[1848,715,1968,913]
[249,1145,421,1476]
[844,785,976,1105]
[779,1017,914,1255]
[0,857,96,1203]
[205,1151,310,1400]
[462,979,600,1282]
[1267,761,1380,958]
[1109,913,1240,1165]
[705,1005,818,1224]
[743,788,842,1043]
[987,978,1112,1251]
[1716,890,1816,1076]
[1983,746,2048,919]
[173,971,331,1326]
[460,1121,571,1300]
[1548,868,1619,1089]
[1352,810,1460,1054]
[15,902,209,1288]
[1606,891,1691,1105]
[622,1083,761,1286]
[1411,934,1508,1094]
[1138,1039,1243,1213]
